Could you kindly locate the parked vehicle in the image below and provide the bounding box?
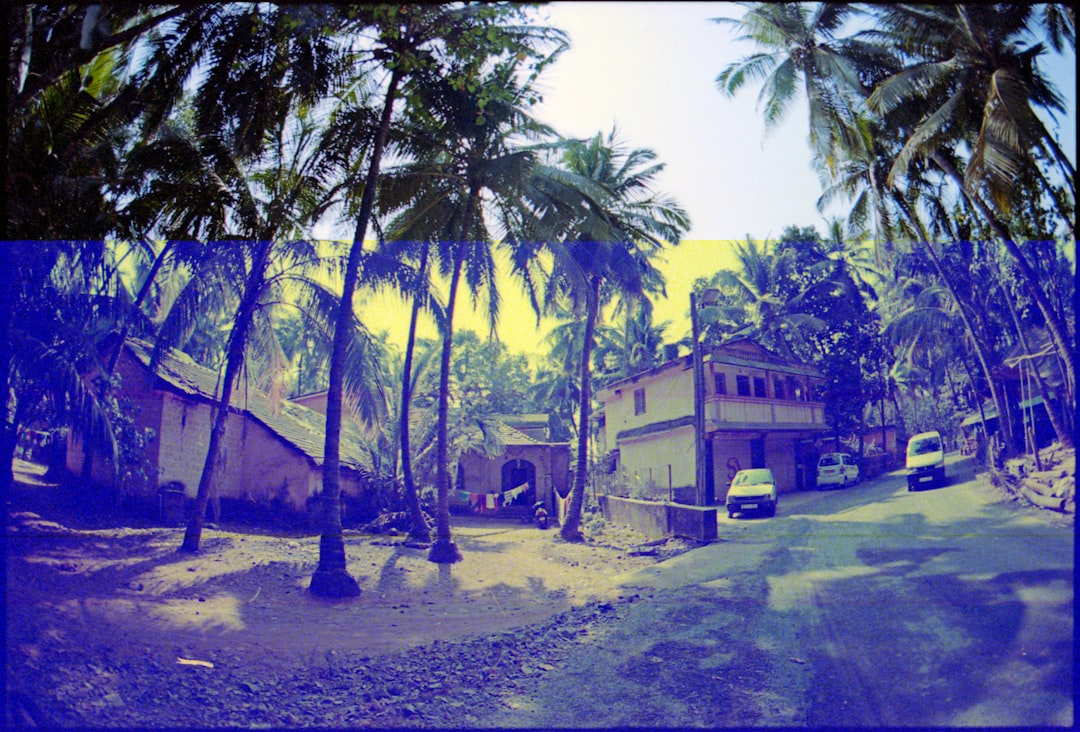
[817,452,859,489]
[726,468,777,518]
[906,430,946,491]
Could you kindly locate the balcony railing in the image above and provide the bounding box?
[706,395,824,428]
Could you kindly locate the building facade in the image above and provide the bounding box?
[454,415,570,516]
[67,340,372,513]
[595,339,828,503]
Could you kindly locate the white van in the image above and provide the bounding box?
[906,430,945,491]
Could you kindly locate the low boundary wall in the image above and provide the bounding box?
[599,495,717,542]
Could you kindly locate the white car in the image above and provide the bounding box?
[726,468,778,518]
[906,430,945,490]
[816,452,859,489]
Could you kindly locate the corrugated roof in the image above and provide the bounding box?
[125,340,373,475]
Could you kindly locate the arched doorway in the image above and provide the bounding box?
[501,458,536,508]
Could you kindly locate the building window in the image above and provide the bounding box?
[634,388,646,415]
[753,376,767,398]
[774,377,784,400]
[736,375,751,396]
[714,373,726,395]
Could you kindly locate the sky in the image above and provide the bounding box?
[356,2,1077,362]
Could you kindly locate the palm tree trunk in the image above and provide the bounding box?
[180,244,271,553]
[429,181,482,565]
[428,245,466,564]
[560,277,599,542]
[311,67,403,598]
[1,255,17,498]
[400,247,430,543]
[929,149,1075,401]
[889,190,1018,457]
[995,273,1072,449]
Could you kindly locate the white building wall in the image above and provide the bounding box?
[601,363,694,439]
[619,425,695,491]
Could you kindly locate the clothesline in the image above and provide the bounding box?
[455,482,531,512]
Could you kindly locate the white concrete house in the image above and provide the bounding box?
[595,339,828,502]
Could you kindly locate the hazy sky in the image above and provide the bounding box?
[357,2,1077,362]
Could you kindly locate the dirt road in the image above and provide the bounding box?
[6,459,1071,727]
[477,460,1074,728]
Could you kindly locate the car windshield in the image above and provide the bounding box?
[818,456,840,466]
[733,469,772,485]
[910,437,941,455]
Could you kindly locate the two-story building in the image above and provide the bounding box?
[595,339,828,503]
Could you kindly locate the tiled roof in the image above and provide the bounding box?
[489,420,551,447]
[125,340,373,475]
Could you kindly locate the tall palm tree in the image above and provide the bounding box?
[710,236,826,361]
[864,4,1076,403]
[311,2,564,592]
[370,46,566,562]
[714,3,870,176]
[130,109,350,553]
[530,129,689,541]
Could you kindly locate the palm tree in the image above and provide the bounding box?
[0,243,125,497]
[710,236,826,361]
[714,3,870,176]
[128,108,351,553]
[310,2,564,592]
[530,129,689,541]
[864,4,1076,404]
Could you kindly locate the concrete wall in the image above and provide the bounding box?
[599,495,669,540]
[599,495,717,542]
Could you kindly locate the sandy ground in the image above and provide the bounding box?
[5,461,688,673]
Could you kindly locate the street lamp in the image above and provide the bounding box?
[691,287,721,506]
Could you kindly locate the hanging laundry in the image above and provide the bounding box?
[485,493,498,510]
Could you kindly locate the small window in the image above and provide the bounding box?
[714,373,727,395]
[633,388,646,415]
[773,377,784,400]
[736,375,751,396]
[753,377,767,398]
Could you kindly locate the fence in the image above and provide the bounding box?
[591,464,682,503]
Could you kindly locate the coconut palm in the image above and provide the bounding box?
[709,236,826,362]
[310,3,565,591]
[865,4,1076,401]
[528,129,689,541]
[714,3,872,175]
[128,108,367,553]
[0,243,126,496]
